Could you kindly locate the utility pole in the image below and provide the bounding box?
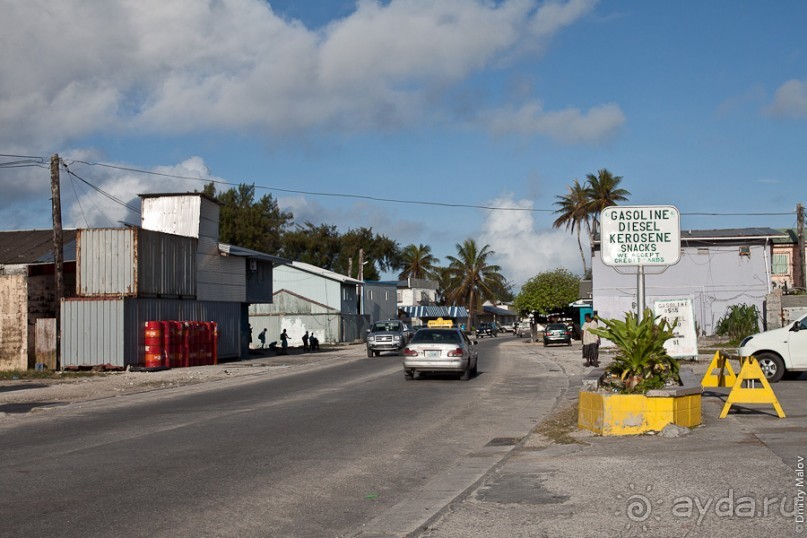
[798,203,805,290]
[51,154,64,367]
[357,248,365,281]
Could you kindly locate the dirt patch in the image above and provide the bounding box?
[532,402,582,445]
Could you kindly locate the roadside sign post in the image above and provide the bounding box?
[600,205,681,320]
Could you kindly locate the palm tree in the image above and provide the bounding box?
[398,243,439,280]
[444,239,507,326]
[585,168,630,235]
[553,179,591,275]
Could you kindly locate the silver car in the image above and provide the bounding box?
[401,328,478,381]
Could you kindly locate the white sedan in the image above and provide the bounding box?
[401,328,478,381]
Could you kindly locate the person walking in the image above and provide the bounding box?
[280,329,289,355]
[302,331,310,352]
[581,313,600,367]
[258,328,267,349]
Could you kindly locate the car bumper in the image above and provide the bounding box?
[402,358,468,372]
[368,343,403,352]
[544,337,571,344]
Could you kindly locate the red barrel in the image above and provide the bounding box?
[144,321,164,368]
[182,321,191,368]
[202,322,214,365]
[188,322,199,367]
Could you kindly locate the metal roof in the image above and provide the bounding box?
[218,242,289,265]
[679,227,786,240]
[288,260,363,285]
[483,305,515,316]
[0,229,78,265]
[400,305,469,319]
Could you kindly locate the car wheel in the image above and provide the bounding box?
[471,360,478,376]
[404,369,414,380]
[367,348,373,358]
[756,352,785,383]
[459,365,471,381]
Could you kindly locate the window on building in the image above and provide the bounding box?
[772,253,790,275]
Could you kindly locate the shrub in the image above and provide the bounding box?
[715,304,759,341]
[590,308,680,394]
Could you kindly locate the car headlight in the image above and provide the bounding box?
[393,335,402,342]
[367,336,375,342]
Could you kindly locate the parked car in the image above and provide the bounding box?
[738,313,807,382]
[498,322,515,333]
[366,320,411,357]
[543,323,572,346]
[401,328,479,380]
[475,322,498,338]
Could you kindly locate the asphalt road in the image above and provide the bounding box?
[0,336,577,538]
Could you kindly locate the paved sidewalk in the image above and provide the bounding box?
[418,355,806,538]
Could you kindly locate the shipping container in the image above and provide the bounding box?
[77,228,197,298]
[61,297,242,368]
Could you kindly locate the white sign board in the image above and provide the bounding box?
[601,205,681,266]
[654,298,698,358]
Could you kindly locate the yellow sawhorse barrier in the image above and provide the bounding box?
[701,350,737,388]
[719,356,786,419]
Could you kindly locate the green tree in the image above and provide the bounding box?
[514,268,580,316]
[553,179,591,276]
[336,227,401,281]
[444,239,507,323]
[280,222,342,270]
[203,182,293,253]
[585,168,630,234]
[399,243,439,280]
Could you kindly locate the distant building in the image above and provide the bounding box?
[250,261,365,345]
[593,227,785,335]
[771,229,807,291]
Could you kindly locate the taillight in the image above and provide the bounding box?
[403,348,418,357]
[447,348,464,357]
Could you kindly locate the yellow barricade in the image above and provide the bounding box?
[719,356,786,419]
[701,350,737,388]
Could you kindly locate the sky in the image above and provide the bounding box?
[1,0,806,287]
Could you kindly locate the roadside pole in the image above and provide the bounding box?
[50,154,64,368]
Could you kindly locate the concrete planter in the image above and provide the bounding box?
[577,369,702,436]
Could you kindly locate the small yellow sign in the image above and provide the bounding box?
[428,317,453,328]
[701,350,737,388]
[719,356,786,419]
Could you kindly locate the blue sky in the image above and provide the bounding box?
[1,1,805,286]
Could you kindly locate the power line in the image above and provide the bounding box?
[6,155,798,218]
[62,163,140,213]
[68,160,797,216]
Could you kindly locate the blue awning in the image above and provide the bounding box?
[399,306,468,319]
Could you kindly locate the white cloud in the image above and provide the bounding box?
[766,79,807,118]
[479,194,583,286]
[481,101,626,143]
[0,0,601,148]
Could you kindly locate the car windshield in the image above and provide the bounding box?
[546,323,567,330]
[411,330,460,344]
[371,322,401,332]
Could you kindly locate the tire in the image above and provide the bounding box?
[367,348,373,358]
[471,360,478,376]
[459,365,471,381]
[404,369,414,380]
[756,352,785,383]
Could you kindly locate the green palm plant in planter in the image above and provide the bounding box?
[590,308,680,393]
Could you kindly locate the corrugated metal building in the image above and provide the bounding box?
[61,193,287,368]
[249,261,365,344]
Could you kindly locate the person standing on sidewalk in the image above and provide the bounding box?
[280,329,289,355]
[581,313,600,367]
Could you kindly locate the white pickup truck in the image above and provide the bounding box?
[737,312,807,382]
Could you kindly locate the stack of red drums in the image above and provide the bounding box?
[144,320,218,368]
